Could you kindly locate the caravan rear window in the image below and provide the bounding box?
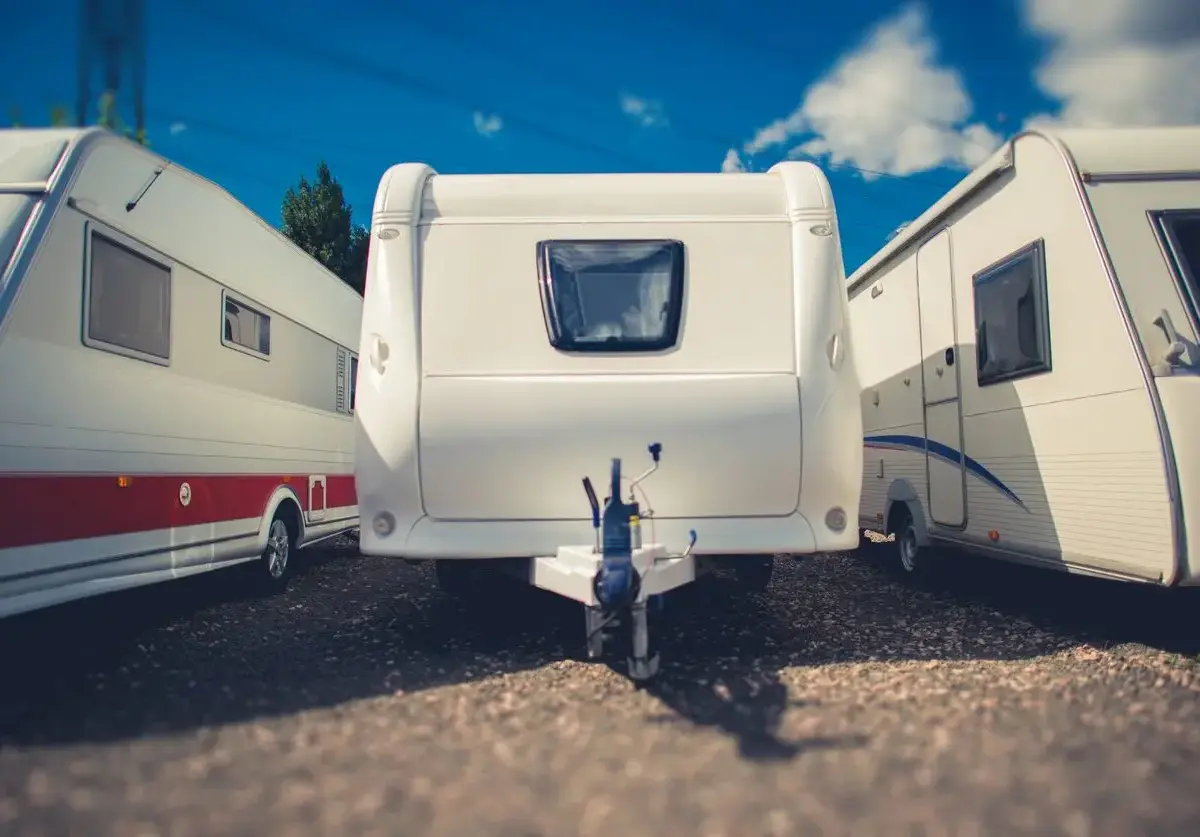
[1153,211,1200,327]
[972,239,1052,387]
[537,240,685,353]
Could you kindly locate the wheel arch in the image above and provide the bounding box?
[257,485,306,550]
[884,479,932,546]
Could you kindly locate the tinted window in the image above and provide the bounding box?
[537,240,684,352]
[973,240,1051,386]
[349,355,358,412]
[223,295,271,356]
[87,233,171,362]
[1158,212,1200,326]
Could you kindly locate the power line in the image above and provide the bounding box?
[177,0,664,173]
[147,116,385,212]
[161,108,876,230]
[137,101,903,240]
[171,0,940,237]
[396,5,959,188]
[144,106,389,173]
[180,0,947,188]
[19,88,909,243]
[19,3,929,240]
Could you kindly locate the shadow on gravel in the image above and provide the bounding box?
[2,540,1194,756]
[637,573,871,762]
[0,543,578,749]
[857,541,1200,658]
[643,668,868,762]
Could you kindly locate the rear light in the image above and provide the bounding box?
[373,512,396,537]
[825,507,847,532]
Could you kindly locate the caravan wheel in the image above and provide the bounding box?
[890,508,936,580]
[250,513,297,595]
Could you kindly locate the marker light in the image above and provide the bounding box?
[825,507,847,532]
[373,512,396,537]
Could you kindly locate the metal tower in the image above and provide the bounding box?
[76,0,146,143]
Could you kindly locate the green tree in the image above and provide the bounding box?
[281,162,369,295]
[8,91,149,146]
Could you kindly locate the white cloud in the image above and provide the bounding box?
[472,111,503,137]
[168,121,187,136]
[619,94,668,128]
[744,111,808,157]
[720,148,746,173]
[734,4,1001,179]
[1021,0,1200,128]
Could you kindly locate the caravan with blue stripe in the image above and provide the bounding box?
[846,127,1195,589]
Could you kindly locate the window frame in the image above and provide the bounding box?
[535,238,686,354]
[220,289,273,361]
[971,238,1052,387]
[1149,209,1200,334]
[82,224,173,367]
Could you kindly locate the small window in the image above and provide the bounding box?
[537,239,685,353]
[1153,210,1200,328]
[85,232,172,364]
[222,293,271,357]
[349,355,358,412]
[973,239,1051,386]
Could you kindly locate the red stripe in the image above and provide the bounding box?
[0,473,357,550]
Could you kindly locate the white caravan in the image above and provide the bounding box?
[0,128,362,618]
[355,162,862,678]
[850,126,1200,588]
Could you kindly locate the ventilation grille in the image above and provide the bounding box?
[335,348,348,413]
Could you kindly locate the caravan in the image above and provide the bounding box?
[0,128,361,618]
[355,163,862,677]
[849,126,1200,587]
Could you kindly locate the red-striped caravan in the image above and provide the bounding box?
[0,128,361,618]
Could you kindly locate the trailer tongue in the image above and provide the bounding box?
[528,442,699,682]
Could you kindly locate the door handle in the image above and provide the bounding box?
[944,347,956,367]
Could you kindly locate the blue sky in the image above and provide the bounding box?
[4,0,1191,272]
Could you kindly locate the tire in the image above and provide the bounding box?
[733,555,774,592]
[889,508,936,580]
[251,513,296,595]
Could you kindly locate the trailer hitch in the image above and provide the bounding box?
[581,442,668,681]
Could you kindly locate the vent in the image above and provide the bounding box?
[335,348,348,413]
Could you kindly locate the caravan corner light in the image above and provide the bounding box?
[825,507,847,532]
[373,512,396,537]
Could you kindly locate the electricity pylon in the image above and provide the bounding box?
[76,0,146,144]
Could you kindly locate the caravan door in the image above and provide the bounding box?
[916,229,966,527]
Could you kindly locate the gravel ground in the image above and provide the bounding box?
[1,537,1198,837]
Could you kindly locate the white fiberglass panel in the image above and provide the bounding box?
[418,373,802,521]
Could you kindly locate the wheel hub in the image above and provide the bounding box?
[899,526,918,573]
[266,520,290,579]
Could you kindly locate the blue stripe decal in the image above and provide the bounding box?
[864,433,1029,512]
